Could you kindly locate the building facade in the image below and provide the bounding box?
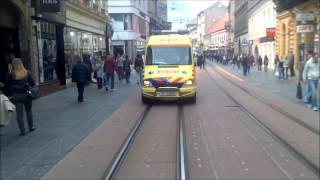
[248,0,276,68]
[0,0,32,84]
[234,0,249,55]
[108,0,150,60]
[186,19,198,53]
[274,0,320,75]
[0,0,68,95]
[64,0,107,78]
[227,0,235,56]
[204,13,229,55]
[148,0,168,31]
[196,2,227,52]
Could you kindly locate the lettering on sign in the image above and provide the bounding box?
[40,0,60,12]
[296,25,314,33]
[157,70,179,74]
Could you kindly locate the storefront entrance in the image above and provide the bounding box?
[0,29,20,85]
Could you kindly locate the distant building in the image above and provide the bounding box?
[64,0,108,78]
[274,0,319,75]
[186,19,198,52]
[227,0,236,56]
[248,0,276,68]
[233,0,257,55]
[205,13,229,55]
[195,1,227,52]
[108,0,150,60]
[148,0,169,31]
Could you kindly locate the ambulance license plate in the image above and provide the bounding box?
[159,92,176,96]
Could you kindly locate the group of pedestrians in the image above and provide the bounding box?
[217,50,319,111]
[71,53,144,102]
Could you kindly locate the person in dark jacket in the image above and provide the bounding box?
[242,54,249,76]
[257,55,263,71]
[288,51,295,77]
[123,55,131,84]
[134,54,144,84]
[5,58,36,136]
[264,55,269,72]
[72,56,90,102]
[104,55,116,91]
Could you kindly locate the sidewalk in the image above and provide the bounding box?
[0,73,140,180]
[209,61,311,109]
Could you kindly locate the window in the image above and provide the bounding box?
[124,14,132,30]
[110,14,124,31]
[146,46,192,65]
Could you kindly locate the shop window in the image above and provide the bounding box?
[39,22,57,83]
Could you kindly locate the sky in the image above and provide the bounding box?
[167,0,229,30]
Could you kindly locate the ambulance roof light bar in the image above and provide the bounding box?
[151,30,190,35]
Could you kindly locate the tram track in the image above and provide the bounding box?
[204,65,320,177]
[210,63,319,135]
[102,105,189,180]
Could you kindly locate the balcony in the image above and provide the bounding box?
[67,0,106,19]
[273,0,305,12]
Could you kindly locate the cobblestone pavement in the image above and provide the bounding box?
[0,73,141,180]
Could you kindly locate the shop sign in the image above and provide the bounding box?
[266,28,275,39]
[296,13,315,22]
[40,0,60,12]
[296,25,314,33]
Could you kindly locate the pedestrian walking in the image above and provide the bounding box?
[201,53,206,69]
[223,55,227,65]
[237,54,241,69]
[278,57,285,81]
[284,56,289,80]
[232,55,236,69]
[93,58,104,89]
[123,55,131,84]
[263,55,269,72]
[257,55,263,71]
[248,55,254,74]
[72,55,91,103]
[104,54,116,91]
[4,58,36,136]
[288,51,295,77]
[302,51,319,111]
[115,54,125,81]
[274,54,280,73]
[134,54,144,84]
[83,54,94,83]
[242,54,249,76]
[0,82,16,136]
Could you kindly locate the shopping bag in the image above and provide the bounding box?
[275,71,279,77]
[296,82,302,99]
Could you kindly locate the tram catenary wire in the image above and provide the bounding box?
[102,104,189,180]
[204,66,320,176]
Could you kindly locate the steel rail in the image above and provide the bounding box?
[205,68,320,177]
[210,63,319,135]
[177,105,189,180]
[102,105,151,180]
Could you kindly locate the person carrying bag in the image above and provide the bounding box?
[5,58,36,136]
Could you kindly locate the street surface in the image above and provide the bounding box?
[1,67,319,180]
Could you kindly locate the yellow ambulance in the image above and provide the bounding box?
[141,30,196,104]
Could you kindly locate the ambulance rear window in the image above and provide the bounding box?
[146,46,191,65]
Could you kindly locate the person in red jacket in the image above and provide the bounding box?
[104,54,116,91]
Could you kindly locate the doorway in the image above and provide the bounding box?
[113,45,124,57]
[0,27,20,83]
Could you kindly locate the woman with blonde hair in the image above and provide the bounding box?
[5,58,36,136]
